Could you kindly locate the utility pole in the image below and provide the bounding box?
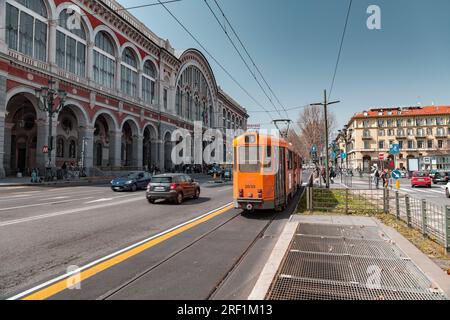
[311,90,340,188]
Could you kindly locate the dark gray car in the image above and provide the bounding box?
[146,174,200,204]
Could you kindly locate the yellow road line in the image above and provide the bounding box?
[22,204,234,300]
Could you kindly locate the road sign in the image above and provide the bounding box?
[391,169,401,180]
[378,153,385,161]
[42,145,49,154]
[389,144,400,155]
[341,152,347,160]
[311,145,317,153]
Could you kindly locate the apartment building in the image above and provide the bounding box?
[338,106,450,171]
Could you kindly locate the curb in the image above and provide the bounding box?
[0,179,113,188]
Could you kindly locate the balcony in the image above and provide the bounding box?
[361,134,372,140]
[396,133,407,139]
[435,131,448,138]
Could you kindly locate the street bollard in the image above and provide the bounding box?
[405,195,411,228]
[395,191,400,220]
[385,189,391,213]
[345,188,349,215]
[446,206,450,256]
[306,187,311,211]
[309,187,314,212]
[421,199,427,237]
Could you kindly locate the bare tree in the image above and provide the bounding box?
[295,105,337,161]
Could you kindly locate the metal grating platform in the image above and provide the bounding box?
[267,223,448,300]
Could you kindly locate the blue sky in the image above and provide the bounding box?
[118,0,450,131]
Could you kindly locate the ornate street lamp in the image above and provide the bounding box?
[35,79,67,180]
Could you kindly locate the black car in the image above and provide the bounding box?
[146,174,200,204]
[111,172,152,192]
[432,172,450,184]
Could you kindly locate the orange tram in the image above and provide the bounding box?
[233,132,302,212]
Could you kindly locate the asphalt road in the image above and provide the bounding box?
[0,175,306,300]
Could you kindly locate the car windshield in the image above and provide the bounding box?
[414,172,428,177]
[122,173,140,179]
[152,177,173,183]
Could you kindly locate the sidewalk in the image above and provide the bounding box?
[249,215,450,300]
[0,176,115,188]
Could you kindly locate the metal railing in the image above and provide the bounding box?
[305,186,450,254]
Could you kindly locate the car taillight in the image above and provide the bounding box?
[170,183,178,190]
[239,189,244,197]
[258,189,263,198]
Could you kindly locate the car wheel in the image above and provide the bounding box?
[175,192,183,204]
[148,199,155,204]
[131,184,137,192]
[193,188,200,199]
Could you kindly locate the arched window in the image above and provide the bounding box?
[142,60,156,104]
[57,137,65,158]
[176,87,181,116]
[223,109,226,129]
[56,9,87,77]
[194,99,200,121]
[186,93,191,120]
[69,140,76,159]
[121,48,138,97]
[6,0,48,61]
[209,106,214,128]
[94,31,116,88]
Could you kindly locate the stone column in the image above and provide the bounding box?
[48,20,57,69]
[80,126,95,174]
[36,118,48,171]
[133,135,143,169]
[86,41,94,82]
[158,140,165,172]
[0,73,6,178]
[2,122,13,176]
[116,58,122,91]
[110,131,122,169]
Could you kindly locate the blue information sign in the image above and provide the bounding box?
[391,169,401,180]
[389,144,400,155]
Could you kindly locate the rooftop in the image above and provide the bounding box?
[353,106,450,119]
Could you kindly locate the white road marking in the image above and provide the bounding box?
[0,197,94,212]
[0,195,145,228]
[41,196,70,201]
[85,198,113,204]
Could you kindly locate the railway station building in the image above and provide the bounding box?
[0,0,248,178]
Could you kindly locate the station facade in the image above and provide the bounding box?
[0,0,248,177]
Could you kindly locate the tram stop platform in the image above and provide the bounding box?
[249,215,450,300]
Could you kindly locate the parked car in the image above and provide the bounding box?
[432,172,450,184]
[146,174,200,204]
[445,182,450,198]
[411,171,432,188]
[400,170,407,178]
[111,172,152,192]
[429,169,439,179]
[208,164,223,176]
[223,168,233,181]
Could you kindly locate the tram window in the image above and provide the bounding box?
[238,146,261,172]
[263,145,273,171]
[244,135,256,144]
[288,151,293,170]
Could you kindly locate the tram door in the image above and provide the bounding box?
[274,147,286,209]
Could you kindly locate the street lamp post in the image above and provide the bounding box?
[35,79,67,181]
[338,125,353,170]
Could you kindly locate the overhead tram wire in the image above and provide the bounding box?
[328,0,353,101]
[155,0,275,122]
[210,0,289,119]
[202,0,283,119]
[0,0,184,30]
